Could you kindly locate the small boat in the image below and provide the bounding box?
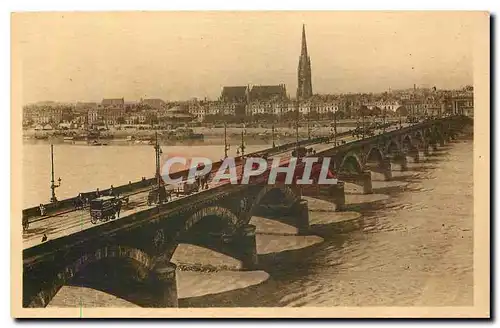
[63,136,74,142]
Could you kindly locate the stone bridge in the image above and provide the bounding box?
[319,116,470,195]
[22,115,471,308]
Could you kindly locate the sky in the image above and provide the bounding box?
[12,11,477,104]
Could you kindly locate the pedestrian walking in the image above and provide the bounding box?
[39,204,46,216]
[115,199,122,219]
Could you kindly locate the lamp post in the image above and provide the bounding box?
[382,107,386,133]
[238,123,246,158]
[295,100,300,150]
[224,122,229,158]
[49,144,61,203]
[307,109,311,140]
[333,110,337,145]
[271,123,276,148]
[362,112,366,139]
[399,107,402,129]
[154,132,163,204]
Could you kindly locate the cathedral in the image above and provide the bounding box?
[296,24,313,100]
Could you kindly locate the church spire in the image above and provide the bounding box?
[301,24,308,57]
[297,24,313,100]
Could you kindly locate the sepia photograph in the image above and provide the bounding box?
[10,11,489,318]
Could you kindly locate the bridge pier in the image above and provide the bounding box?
[184,224,259,270]
[291,199,310,235]
[370,157,392,181]
[329,182,346,211]
[234,224,259,270]
[393,153,408,171]
[338,171,373,194]
[410,148,420,163]
[423,143,430,156]
[361,171,373,194]
[150,261,178,308]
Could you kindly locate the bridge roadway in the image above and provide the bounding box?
[23,123,409,251]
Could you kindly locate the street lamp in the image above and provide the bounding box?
[307,110,311,140]
[333,110,337,145]
[362,111,366,139]
[295,101,300,150]
[382,107,386,133]
[399,108,402,129]
[224,122,229,158]
[271,123,276,148]
[49,144,62,203]
[238,123,246,158]
[154,132,163,204]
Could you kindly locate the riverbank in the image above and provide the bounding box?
[23,125,353,148]
[23,125,354,141]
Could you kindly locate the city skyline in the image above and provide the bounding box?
[13,12,475,104]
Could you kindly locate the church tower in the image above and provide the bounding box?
[296,24,313,100]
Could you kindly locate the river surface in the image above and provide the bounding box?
[23,135,473,308]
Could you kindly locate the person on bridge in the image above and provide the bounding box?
[39,204,46,216]
[109,185,114,196]
[96,188,101,198]
[115,199,122,218]
[79,193,86,208]
[41,233,47,242]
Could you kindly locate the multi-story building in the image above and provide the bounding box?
[316,100,340,116]
[88,107,125,126]
[365,100,401,113]
[187,101,207,122]
[31,107,65,125]
[450,86,474,116]
[125,111,148,125]
[247,101,272,116]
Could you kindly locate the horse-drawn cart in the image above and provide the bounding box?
[89,196,119,224]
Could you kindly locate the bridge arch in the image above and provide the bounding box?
[424,127,434,142]
[385,139,401,155]
[339,152,363,174]
[432,125,444,143]
[245,185,300,222]
[365,147,384,165]
[183,206,240,234]
[26,245,153,308]
[414,130,424,146]
[401,134,413,152]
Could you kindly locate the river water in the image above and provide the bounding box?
[24,134,473,308]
